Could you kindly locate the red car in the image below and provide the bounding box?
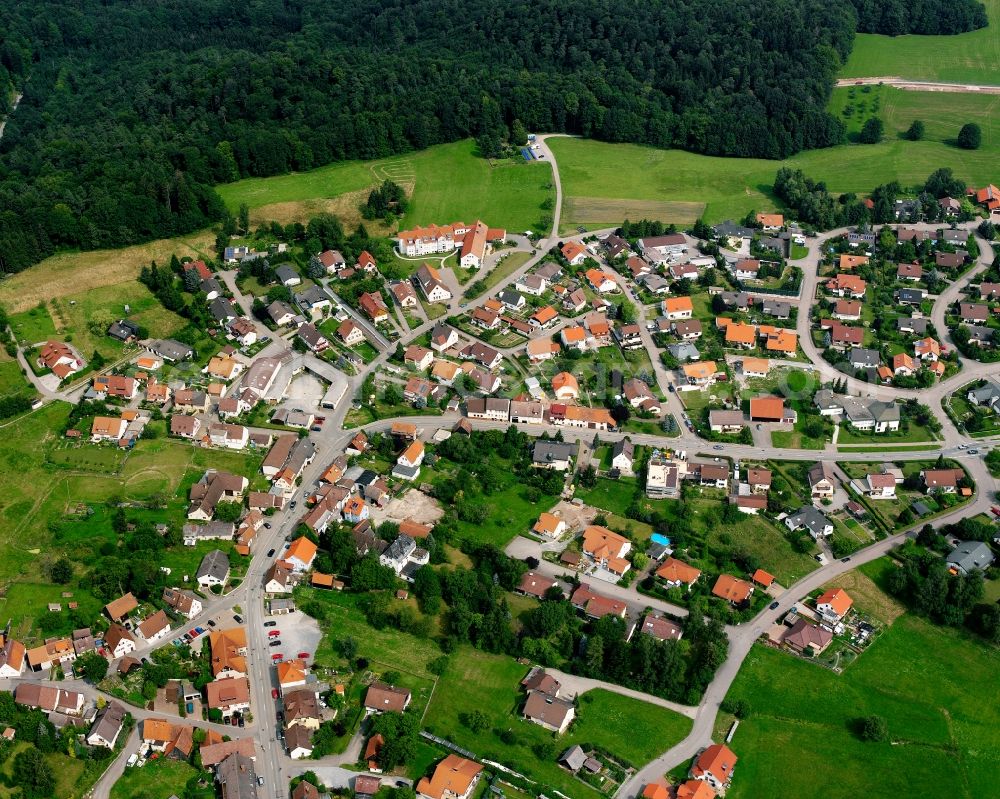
[271,653,283,661]
[992,506,1000,516]
[297,652,309,660]
[268,630,281,637]
[271,688,279,699]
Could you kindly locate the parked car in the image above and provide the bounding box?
[207,620,216,627]
[297,651,309,660]
[268,630,281,637]
[267,548,275,557]
[271,688,279,699]
[269,640,281,647]
[233,614,243,623]
[264,621,277,627]
[271,653,283,661]
[264,523,272,530]
[769,601,779,610]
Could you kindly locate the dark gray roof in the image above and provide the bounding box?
[896,317,927,334]
[787,506,832,537]
[275,264,300,284]
[533,440,575,465]
[946,541,994,574]
[149,339,194,362]
[849,347,880,368]
[210,297,237,323]
[196,549,230,582]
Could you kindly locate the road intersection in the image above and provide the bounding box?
[21,135,995,799]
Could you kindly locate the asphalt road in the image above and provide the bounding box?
[10,133,998,799]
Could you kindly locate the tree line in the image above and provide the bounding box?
[0,0,982,274]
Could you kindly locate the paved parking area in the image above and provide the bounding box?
[259,610,323,663]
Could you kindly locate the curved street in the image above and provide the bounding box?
[14,132,996,799]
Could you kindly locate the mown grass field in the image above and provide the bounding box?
[549,99,1000,228]
[110,759,206,799]
[218,139,554,234]
[0,229,215,314]
[840,0,1000,84]
[8,281,186,360]
[724,574,1000,799]
[830,84,1000,158]
[300,586,691,799]
[0,404,263,640]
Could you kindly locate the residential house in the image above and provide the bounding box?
[532,513,566,539]
[416,756,483,799]
[275,264,301,287]
[690,744,737,792]
[585,269,618,293]
[784,619,833,655]
[816,588,853,623]
[364,682,412,714]
[826,274,867,298]
[359,292,390,323]
[785,506,834,539]
[946,541,995,575]
[87,702,127,749]
[552,372,579,401]
[708,410,746,433]
[532,441,575,471]
[105,624,136,659]
[655,558,701,590]
[921,468,963,494]
[526,338,560,363]
[582,525,631,576]
[637,233,687,264]
[662,296,693,320]
[749,396,794,424]
[38,340,84,380]
[517,571,559,599]
[415,264,453,303]
[14,684,84,714]
[807,462,836,498]
[712,574,754,605]
[611,438,634,473]
[162,588,202,620]
[206,677,251,718]
[136,610,171,643]
[523,691,575,734]
[196,549,231,588]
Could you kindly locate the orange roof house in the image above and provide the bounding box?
[656,557,701,586]
[827,273,867,297]
[285,536,318,569]
[551,371,579,399]
[725,323,757,347]
[765,328,797,353]
[749,396,786,422]
[839,254,869,270]
[641,784,671,799]
[416,755,484,799]
[756,213,783,228]
[561,241,587,263]
[712,575,754,603]
[662,296,694,317]
[682,361,718,383]
[690,744,738,788]
[752,569,774,587]
[816,588,853,618]
[676,781,716,799]
[532,306,558,326]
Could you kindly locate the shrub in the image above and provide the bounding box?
[957,123,982,150]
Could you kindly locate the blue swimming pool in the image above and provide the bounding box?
[651,533,672,547]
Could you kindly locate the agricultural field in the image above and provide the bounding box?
[0,354,32,401]
[110,759,209,799]
[8,282,186,361]
[723,602,1000,799]
[217,139,554,235]
[0,404,263,640]
[0,230,216,315]
[829,84,1000,165]
[299,585,691,799]
[840,0,1000,84]
[550,110,1000,229]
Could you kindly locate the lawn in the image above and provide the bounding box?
[0,406,263,639]
[840,0,1000,84]
[723,610,1000,799]
[468,251,534,298]
[299,585,691,796]
[550,116,1000,227]
[576,476,642,517]
[9,280,186,363]
[0,230,216,315]
[770,415,829,450]
[829,84,1000,167]
[0,356,33,402]
[110,759,206,799]
[836,421,937,444]
[217,139,554,234]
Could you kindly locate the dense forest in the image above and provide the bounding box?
[0,0,988,273]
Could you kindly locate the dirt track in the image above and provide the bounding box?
[836,76,1000,94]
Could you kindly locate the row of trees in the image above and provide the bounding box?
[3,0,954,273]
